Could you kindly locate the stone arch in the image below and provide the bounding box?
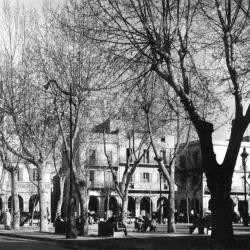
[29,195,39,214]
[179,198,187,214]
[128,196,135,216]
[157,197,169,219]
[8,195,24,213]
[140,196,152,216]
[88,196,99,213]
[105,196,118,215]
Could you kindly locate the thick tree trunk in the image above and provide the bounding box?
[122,194,128,225]
[55,176,65,217]
[38,165,48,232]
[207,166,234,248]
[75,182,89,236]
[167,180,176,233]
[195,121,243,248]
[12,169,20,230]
[67,196,77,238]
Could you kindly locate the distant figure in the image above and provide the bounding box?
[133,217,142,232]
[150,218,157,232]
[174,209,178,223]
[47,207,50,224]
[3,209,11,230]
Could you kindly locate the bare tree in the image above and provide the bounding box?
[103,128,150,224]
[52,145,69,219]
[37,1,110,236]
[82,0,250,246]
[0,143,20,230]
[0,1,60,232]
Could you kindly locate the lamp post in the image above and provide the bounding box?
[158,168,162,224]
[241,147,249,226]
[44,80,76,238]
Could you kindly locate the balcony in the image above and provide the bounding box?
[204,185,247,194]
[89,181,114,189]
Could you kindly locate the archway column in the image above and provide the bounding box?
[152,198,157,212]
[135,197,141,217]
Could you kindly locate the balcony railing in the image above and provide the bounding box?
[89,181,114,189]
[205,185,247,193]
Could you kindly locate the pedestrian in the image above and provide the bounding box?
[47,207,50,224]
[174,209,178,223]
[3,209,11,230]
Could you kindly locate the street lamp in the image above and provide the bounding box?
[44,80,76,238]
[158,168,162,224]
[241,147,249,226]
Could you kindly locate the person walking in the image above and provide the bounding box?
[3,209,11,230]
[47,207,50,224]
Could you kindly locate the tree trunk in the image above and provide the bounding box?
[75,181,89,236]
[67,196,77,238]
[122,194,128,225]
[12,169,20,230]
[196,121,241,248]
[207,168,234,248]
[55,176,65,217]
[31,205,35,226]
[38,165,48,232]
[167,179,176,233]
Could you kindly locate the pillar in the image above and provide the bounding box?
[135,197,141,217]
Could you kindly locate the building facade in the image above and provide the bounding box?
[0,164,52,220]
[58,119,175,221]
[176,139,250,218]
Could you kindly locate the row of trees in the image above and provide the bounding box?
[0,0,190,236]
[1,0,250,248]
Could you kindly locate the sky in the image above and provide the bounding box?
[4,1,248,143]
[10,0,63,10]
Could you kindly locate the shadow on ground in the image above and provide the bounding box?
[58,235,250,250]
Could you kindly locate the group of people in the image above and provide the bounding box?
[134,216,157,232]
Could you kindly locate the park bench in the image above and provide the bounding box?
[188,221,212,235]
[98,217,127,237]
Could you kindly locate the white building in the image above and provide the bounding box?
[60,119,175,220]
[0,163,52,220]
[176,139,250,218]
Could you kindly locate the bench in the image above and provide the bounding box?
[99,221,127,237]
[188,221,212,235]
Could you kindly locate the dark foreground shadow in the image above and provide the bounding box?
[58,234,250,250]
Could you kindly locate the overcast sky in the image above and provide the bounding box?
[10,0,63,10]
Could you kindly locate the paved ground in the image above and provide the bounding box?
[0,223,250,250]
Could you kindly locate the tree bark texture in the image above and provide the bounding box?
[66,196,77,238]
[11,169,20,230]
[122,194,128,225]
[38,165,48,232]
[196,120,246,247]
[167,180,176,233]
[75,181,89,236]
[55,176,66,217]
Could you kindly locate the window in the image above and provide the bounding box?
[161,137,165,142]
[126,148,132,162]
[89,150,96,161]
[143,173,150,182]
[31,169,39,182]
[160,150,167,164]
[143,149,149,163]
[89,170,94,181]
